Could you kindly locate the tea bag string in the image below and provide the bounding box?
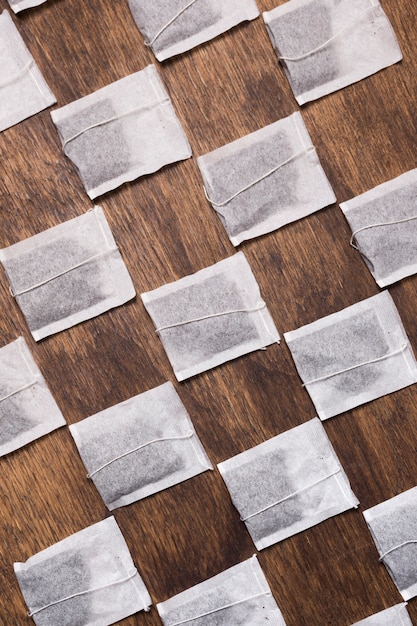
[87,432,194,478]
[27,567,138,617]
[145,0,199,46]
[350,214,417,251]
[378,540,417,562]
[0,59,34,88]
[302,343,408,387]
[155,302,266,334]
[241,469,341,522]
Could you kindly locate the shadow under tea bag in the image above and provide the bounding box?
[340,169,417,288]
[284,291,417,420]
[127,0,260,62]
[0,10,56,131]
[7,0,47,12]
[70,381,212,510]
[218,418,358,550]
[364,486,417,601]
[262,0,402,105]
[14,516,152,626]
[141,252,280,381]
[0,206,135,341]
[51,65,192,198]
[0,336,65,456]
[157,555,286,625]
[352,603,413,626]
[197,111,336,246]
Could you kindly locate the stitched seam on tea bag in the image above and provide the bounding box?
[145,0,200,46]
[167,591,273,626]
[350,215,417,251]
[87,432,195,478]
[0,59,34,88]
[379,540,417,561]
[240,469,341,521]
[28,567,138,617]
[155,302,267,334]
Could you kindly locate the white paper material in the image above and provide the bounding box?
[198,111,336,245]
[7,0,47,13]
[141,252,280,381]
[0,10,56,131]
[284,291,417,420]
[218,418,358,550]
[0,206,136,341]
[14,516,152,626]
[128,0,260,62]
[0,337,65,456]
[364,486,417,601]
[341,168,417,287]
[157,555,287,625]
[352,603,412,626]
[70,381,212,510]
[51,65,192,198]
[263,0,402,105]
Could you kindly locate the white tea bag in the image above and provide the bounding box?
[341,169,417,288]
[197,112,336,246]
[364,486,417,601]
[141,252,280,381]
[7,0,47,13]
[0,206,135,341]
[352,603,413,626]
[284,291,417,420]
[0,10,56,131]
[218,418,358,550]
[14,516,152,626]
[70,381,212,511]
[0,337,65,456]
[128,0,260,62]
[51,65,192,198]
[157,555,287,625]
[263,0,402,105]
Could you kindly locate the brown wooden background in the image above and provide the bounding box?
[1,0,417,624]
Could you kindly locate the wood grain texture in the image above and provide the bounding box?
[1,0,417,624]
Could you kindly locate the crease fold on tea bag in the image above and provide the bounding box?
[351,602,412,626]
[197,111,336,245]
[262,0,402,105]
[141,251,280,381]
[218,418,358,550]
[284,291,417,419]
[14,516,152,626]
[0,206,136,341]
[51,65,192,198]
[0,10,56,131]
[127,0,260,62]
[69,381,213,510]
[0,336,65,456]
[364,486,417,601]
[7,0,47,12]
[340,168,417,287]
[157,555,287,625]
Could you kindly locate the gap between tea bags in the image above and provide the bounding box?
[7,0,47,13]
[351,603,412,626]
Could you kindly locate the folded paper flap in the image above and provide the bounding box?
[0,11,32,80]
[352,603,411,626]
[0,337,40,398]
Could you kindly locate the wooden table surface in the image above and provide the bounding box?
[1,1,417,624]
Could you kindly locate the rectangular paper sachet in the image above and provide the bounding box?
[128,0,260,62]
[263,0,402,105]
[340,168,417,287]
[0,10,56,131]
[51,65,192,198]
[352,603,412,626]
[218,418,358,550]
[0,336,65,456]
[7,0,47,13]
[197,111,336,245]
[0,206,136,341]
[141,252,280,381]
[157,555,287,625]
[69,381,213,510]
[364,486,417,601]
[14,516,152,626]
[284,291,417,420]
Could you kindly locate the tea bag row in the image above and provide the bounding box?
[51,64,192,199]
[0,206,135,341]
[263,0,402,105]
[0,10,56,131]
[352,603,412,626]
[7,0,46,12]
[198,111,336,246]
[14,516,152,626]
[285,291,417,420]
[127,0,260,62]
[218,418,358,550]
